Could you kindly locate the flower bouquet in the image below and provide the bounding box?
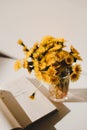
[14,36,82,101]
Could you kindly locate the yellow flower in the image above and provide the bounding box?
[56,50,68,63]
[50,76,60,85]
[45,52,56,66]
[46,57,55,66]
[46,58,55,66]
[70,72,80,82]
[17,39,23,45]
[36,46,46,54]
[40,35,55,46]
[26,43,38,58]
[26,48,34,58]
[47,52,55,59]
[35,70,42,80]
[23,46,29,52]
[61,50,69,58]
[56,38,65,43]
[47,66,56,76]
[41,35,54,42]
[14,60,22,71]
[70,45,79,54]
[33,52,40,59]
[70,46,82,60]
[65,54,74,64]
[39,57,45,63]
[29,92,36,100]
[56,52,63,62]
[23,59,28,68]
[39,62,46,70]
[42,72,50,83]
[72,64,82,74]
[33,59,39,70]
[72,53,82,61]
[45,42,54,50]
[32,42,38,53]
[49,44,62,52]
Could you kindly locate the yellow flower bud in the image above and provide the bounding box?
[17,39,23,45]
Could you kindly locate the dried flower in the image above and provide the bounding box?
[29,92,36,100]
[70,72,80,82]
[14,35,82,84]
[14,60,22,71]
[17,39,23,45]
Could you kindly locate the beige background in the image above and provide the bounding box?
[0,0,87,60]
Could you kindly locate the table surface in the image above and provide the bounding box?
[0,56,87,130]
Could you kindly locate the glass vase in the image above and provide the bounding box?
[49,75,69,102]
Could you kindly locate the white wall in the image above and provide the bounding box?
[0,0,87,61]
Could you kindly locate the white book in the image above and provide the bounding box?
[0,76,57,130]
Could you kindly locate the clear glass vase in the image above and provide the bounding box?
[49,75,69,102]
